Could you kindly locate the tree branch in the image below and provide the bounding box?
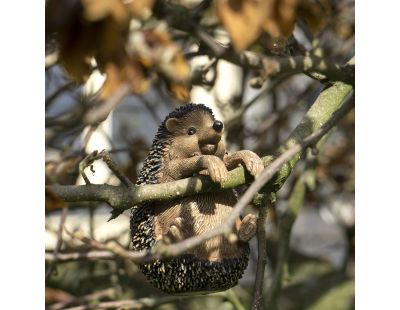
[59,292,232,310]
[45,206,68,279]
[251,195,270,310]
[223,52,355,86]
[267,175,306,308]
[45,251,115,262]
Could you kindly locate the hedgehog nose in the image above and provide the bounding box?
[213,120,223,133]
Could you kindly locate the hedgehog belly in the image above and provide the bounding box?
[130,193,250,294]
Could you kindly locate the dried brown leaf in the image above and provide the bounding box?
[217,0,332,51]
[81,0,123,22]
[262,0,298,38]
[217,0,267,51]
[100,61,150,99]
[56,0,190,102]
[129,28,190,100]
[127,0,154,17]
[81,0,154,24]
[217,0,299,51]
[58,22,98,83]
[167,83,191,102]
[297,0,332,35]
[138,29,190,82]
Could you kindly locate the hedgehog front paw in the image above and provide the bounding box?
[240,151,264,177]
[164,217,184,243]
[205,156,228,183]
[238,214,257,242]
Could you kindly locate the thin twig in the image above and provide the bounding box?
[46,81,75,108]
[251,196,270,310]
[61,291,230,310]
[81,125,97,151]
[49,288,115,310]
[45,251,115,262]
[79,150,134,188]
[84,83,131,125]
[64,228,150,261]
[266,136,328,307]
[266,174,306,309]
[46,206,69,280]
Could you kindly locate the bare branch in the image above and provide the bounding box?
[45,206,68,279]
[267,175,306,307]
[45,251,115,262]
[64,229,154,262]
[47,164,260,210]
[60,292,230,310]
[83,83,131,125]
[222,52,355,86]
[267,135,328,306]
[48,288,116,310]
[251,196,270,310]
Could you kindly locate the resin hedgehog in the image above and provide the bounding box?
[130,103,264,294]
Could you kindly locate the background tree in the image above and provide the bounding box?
[45,0,354,309]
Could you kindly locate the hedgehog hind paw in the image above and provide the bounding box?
[238,213,257,242]
[163,217,185,243]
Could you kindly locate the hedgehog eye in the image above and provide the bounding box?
[187,127,197,135]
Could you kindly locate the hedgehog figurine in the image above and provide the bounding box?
[130,103,264,294]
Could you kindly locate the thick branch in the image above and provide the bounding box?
[46,165,259,210]
[269,81,353,192]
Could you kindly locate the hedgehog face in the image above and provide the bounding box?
[165,110,226,159]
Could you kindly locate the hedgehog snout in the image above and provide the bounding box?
[199,130,221,146]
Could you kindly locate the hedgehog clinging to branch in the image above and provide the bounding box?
[130,103,264,294]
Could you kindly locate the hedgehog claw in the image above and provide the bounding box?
[238,214,257,242]
[164,217,185,243]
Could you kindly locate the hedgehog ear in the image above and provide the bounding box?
[165,118,179,133]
